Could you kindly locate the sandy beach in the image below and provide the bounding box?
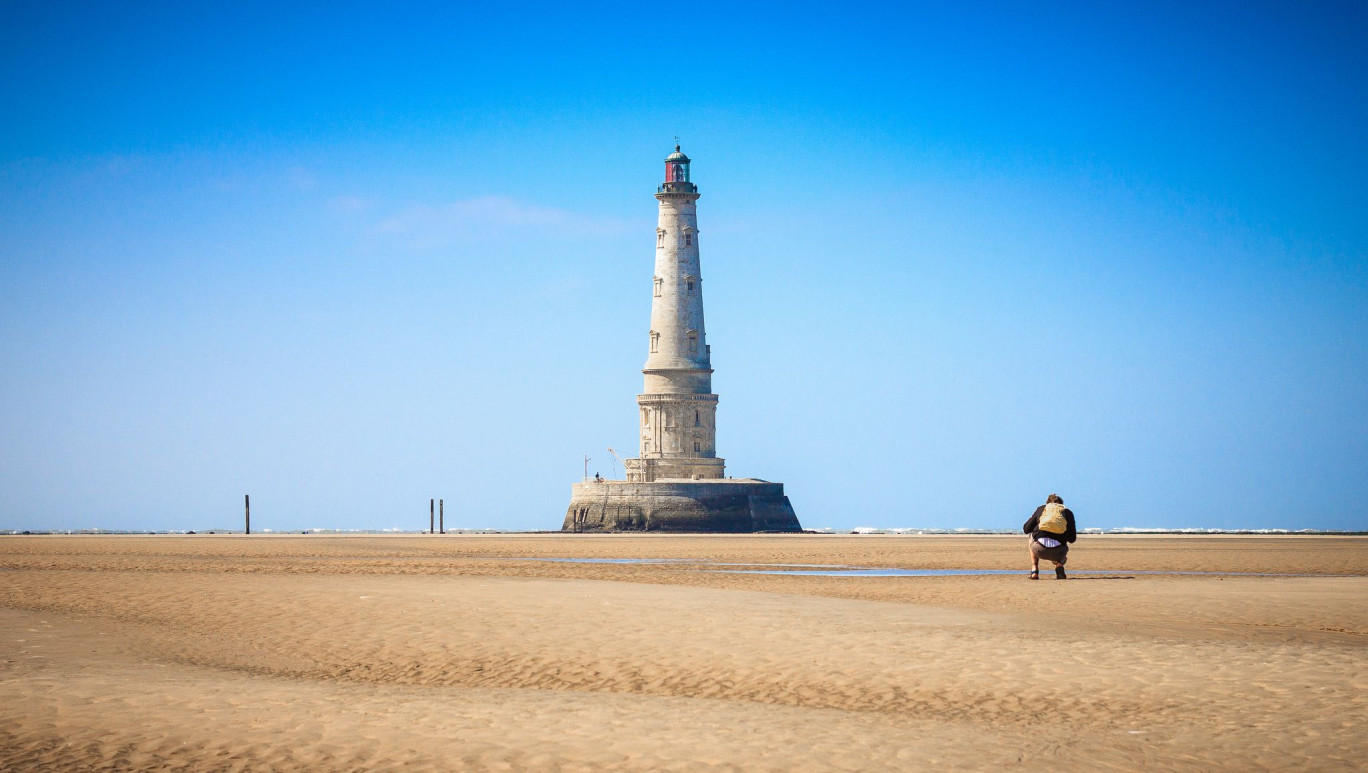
[1,534,1364,771]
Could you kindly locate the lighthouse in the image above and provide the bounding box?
[562,147,801,533]
[627,146,724,482]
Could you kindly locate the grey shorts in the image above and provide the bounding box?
[1030,536,1069,563]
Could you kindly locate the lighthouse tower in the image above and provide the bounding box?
[562,147,800,533]
[626,146,725,482]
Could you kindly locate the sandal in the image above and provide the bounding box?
[1028,570,1039,580]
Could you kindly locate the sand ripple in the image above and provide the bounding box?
[1,534,1365,770]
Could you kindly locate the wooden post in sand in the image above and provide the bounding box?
[245,494,251,535]
[429,499,434,534]
[439,499,445,534]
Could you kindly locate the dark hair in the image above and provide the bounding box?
[1046,493,1063,505]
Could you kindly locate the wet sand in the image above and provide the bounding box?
[1,534,1364,770]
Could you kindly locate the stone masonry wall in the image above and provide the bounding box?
[563,480,801,533]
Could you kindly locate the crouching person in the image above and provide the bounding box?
[1024,493,1076,580]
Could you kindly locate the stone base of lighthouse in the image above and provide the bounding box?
[563,479,801,533]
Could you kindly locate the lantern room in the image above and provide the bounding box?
[659,145,697,194]
[665,146,690,183]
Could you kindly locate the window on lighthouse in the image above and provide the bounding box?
[685,233,692,246]
[657,230,665,248]
[649,331,659,353]
[653,277,663,297]
[687,331,698,354]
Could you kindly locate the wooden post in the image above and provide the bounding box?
[245,494,251,535]
[439,499,445,534]
[429,499,434,534]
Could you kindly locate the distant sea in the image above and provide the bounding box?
[4,528,1365,536]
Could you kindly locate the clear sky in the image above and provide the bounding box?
[2,1,1365,532]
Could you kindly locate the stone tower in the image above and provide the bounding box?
[562,147,801,533]
[626,146,724,482]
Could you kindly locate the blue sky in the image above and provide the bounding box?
[2,1,1365,531]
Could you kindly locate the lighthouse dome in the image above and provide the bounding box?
[665,145,691,163]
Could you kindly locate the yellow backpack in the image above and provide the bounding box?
[1038,503,1068,535]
